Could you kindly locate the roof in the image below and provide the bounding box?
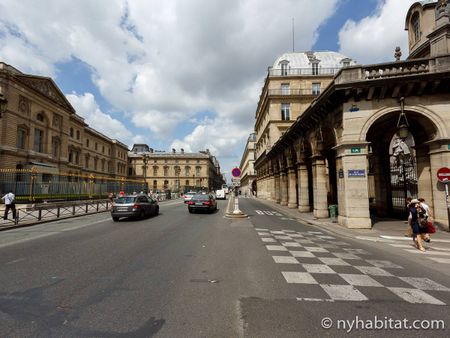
[272,51,357,69]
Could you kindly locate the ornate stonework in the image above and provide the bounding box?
[18,95,30,115]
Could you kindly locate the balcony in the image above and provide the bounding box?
[268,67,341,77]
[268,89,320,96]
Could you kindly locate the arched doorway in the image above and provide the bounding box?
[366,108,438,219]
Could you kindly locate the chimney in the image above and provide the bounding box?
[181,148,184,154]
[149,148,154,153]
[172,148,176,154]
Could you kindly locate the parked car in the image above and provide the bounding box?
[111,195,159,221]
[215,189,226,200]
[187,193,217,213]
[183,191,196,203]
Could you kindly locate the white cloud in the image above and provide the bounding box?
[338,0,417,64]
[66,92,146,148]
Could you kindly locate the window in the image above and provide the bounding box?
[195,166,201,176]
[69,151,73,163]
[75,152,79,165]
[185,166,191,176]
[94,158,98,171]
[70,128,74,138]
[312,83,321,95]
[153,166,158,176]
[95,143,98,151]
[52,114,61,127]
[412,13,420,42]
[51,138,60,158]
[281,103,290,120]
[102,145,105,153]
[86,139,90,147]
[17,128,27,149]
[33,128,44,152]
[343,61,350,67]
[312,62,319,75]
[163,180,169,189]
[153,180,158,190]
[36,113,44,122]
[164,166,169,176]
[76,130,80,140]
[85,155,90,168]
[281,83,290,95]
[281,62,289,76]
[185,180,190,186]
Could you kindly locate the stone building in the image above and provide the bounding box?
[128,144,224,193]
[239,133,257,196]
[0,62,129,179]
[254,0,450,229]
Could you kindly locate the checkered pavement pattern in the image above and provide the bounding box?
[255,228,450,305]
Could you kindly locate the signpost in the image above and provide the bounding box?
[437,167,450,232]
[231,167,242,215]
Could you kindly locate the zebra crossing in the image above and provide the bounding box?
[255,227,450,305]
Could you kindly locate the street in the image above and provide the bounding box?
[0,197,449,337]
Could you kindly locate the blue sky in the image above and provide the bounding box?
[0,0,417,181]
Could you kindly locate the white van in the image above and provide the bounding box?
[215,189,226,200]
[221,184,229,194]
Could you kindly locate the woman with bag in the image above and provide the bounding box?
[409,198,429,252]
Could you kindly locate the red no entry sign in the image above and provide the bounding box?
[231,167,241,178]
[437,167,450,183]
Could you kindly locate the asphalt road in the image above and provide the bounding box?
[0,197,449,337]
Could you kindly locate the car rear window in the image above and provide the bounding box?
[192,194,209,201]
[115,197,136,204]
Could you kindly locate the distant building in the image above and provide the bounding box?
[239,133,257,196]
[128,145,225,192]
[0,62,128,178]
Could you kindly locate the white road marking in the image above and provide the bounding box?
[340,274,383,287]
[272,256,300,264]
[405,249,450,256]
[289,250,315,258]
[282,271,318,284]
[387,287,446,305]
[332,252,361,260]
[304,247,329,253]
[398,277,450,291]
[270,231,286,235]
[274,235,293,240]
[344,248,370,254]
[282,230,297,233]
[429,257,450,264]
[257,232,271,236]
[321,284,368,301]
[318,257,350,266]
[381,235,450,243]
[265,245,288,251]
[264,211,273,215]
[355,266,393,276]
[317,235,336,240]
[389,244,413,248]
[366,260,403,269]
[255,210,265,215]
[289,234,304,238]
[307,231,323,234]
[254,228,268,231]
[296,297,334,302]
[261,238,277,243]
[303,264,336,274]
[281,242,302,247]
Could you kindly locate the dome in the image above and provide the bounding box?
[272,51,357,69]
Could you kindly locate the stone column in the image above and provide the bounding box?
[429,141,450,230]
[274,170,281,204]
[287,167,297,208]
[280,171,288,206]
[297,161,310,212]
[312,156,328,218]
[335,143,372,229]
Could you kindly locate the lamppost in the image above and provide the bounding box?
[0,93,7,118]
[142,153,149,193]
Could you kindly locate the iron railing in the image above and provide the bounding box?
[268,89,321,96]
[268,67,341,77]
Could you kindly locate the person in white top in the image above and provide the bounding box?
[1,190,16,220]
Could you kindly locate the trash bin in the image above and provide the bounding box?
[328,204,338,222]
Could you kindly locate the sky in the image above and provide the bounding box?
[0,0,418,182]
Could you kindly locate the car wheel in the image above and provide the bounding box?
[188,208,193,213]
[155,206,159,216]
[112,217,119,222]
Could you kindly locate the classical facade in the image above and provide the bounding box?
[128,144,225,193]
[239,133,257,196]
[0,62,129,179]
[254,0,450,229]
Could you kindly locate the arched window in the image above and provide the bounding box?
[412,12,420,42]
[70,127,74,138]
[36,112,45,122]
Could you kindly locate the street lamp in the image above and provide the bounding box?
[0,93,7,118]
[142,154,149,193]
[397,97,409,139]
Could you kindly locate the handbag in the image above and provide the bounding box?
[419,218,428,229]
[427,221,436,234]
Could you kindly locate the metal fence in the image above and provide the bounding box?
[0,169,147,203]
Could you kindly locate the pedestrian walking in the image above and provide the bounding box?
[404,197,413,237]
[419,198,432,242]
[408,198,428,252]
[1,190,16,220]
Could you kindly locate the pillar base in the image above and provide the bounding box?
[298,205,310,213]
[338,215,372,229]
[313,209,328,218]
[280,201,288,206]
[288,203,298,209]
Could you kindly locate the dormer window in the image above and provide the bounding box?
[312,62,319,75]
[279,60,289,76]
[412,12,420,42]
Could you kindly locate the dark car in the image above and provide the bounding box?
[187,193,217,213]
[111,195,159,221]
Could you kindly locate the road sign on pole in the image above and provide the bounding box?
[231,167,241,178]
[437,167,450,183]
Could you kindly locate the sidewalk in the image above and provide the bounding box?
[252,197,450,243]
